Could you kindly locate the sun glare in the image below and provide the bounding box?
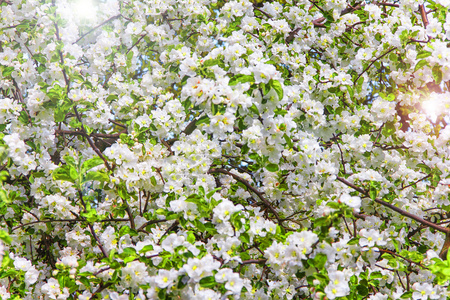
[73,0,98,21]
[422,92,448,123]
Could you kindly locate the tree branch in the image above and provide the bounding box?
[336,176,449,234]
[74,14,121,44]
[209,168,281,223]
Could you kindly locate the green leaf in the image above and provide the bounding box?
[369,182,379,200]
[347,237,360,245]
[0,230,12,244]
[206,187,221,199]
[79,276,91,289]
[401,291,413,299]
[52,166,75,183]
[69,166,79,181]
[83,171,109,183]
[203,59,219,67]
[195,115,210,126]
[109,248,116,260]
[314,217,331,227]
[2,66,14,77]
[356,284,369,296]
[416,50,431,59]
[240,251,251,261]
[0,190,10,204]
[432,65,443,84]
[187,231,195,244]
[119,226,131,236]
[356,76,364,94]
[327,201,340,209]
[193,219,206,231]
[1,254,11,268]
[249,104,260,115]
[199,276,217,288]
[81,207,99,223]
[313,253,327,269]
[270,79,283,100]
[117,185,129,200]
[123,255,136,264]
[431,173,441,186]
[122,247,137,258]
[239,232,250,244]
[81,157,104,173]
[414,59,429,72]
[229,74,254,86]
[139,245,154,253]
[283,134,293,148]
[266,163,279,172]
[416,163,431,173]
[64,156,77,168]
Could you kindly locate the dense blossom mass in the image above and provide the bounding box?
[0,0,450,299]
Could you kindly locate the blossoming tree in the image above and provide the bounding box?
[0,0,450,298]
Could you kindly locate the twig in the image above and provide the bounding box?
[12,218,129,231]
[127,34,146,54]
[401,173,432,190]
[209,168,281,223]
[378,248,427,269]
[374,123,385,145]
[336,176,448,233]
[137,219,167,232]
[418,5,428,28]
[121,197,135,230]
[333,134,347,174]
[253,6,272,19]
[73,107,112,170]
[375,2,399,8]
[74,15,121,44]
[354,47,397,84]
[108,119,127,128]
[240,259,267,265]
[77,190,109,258]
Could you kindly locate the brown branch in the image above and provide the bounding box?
[73,107,112,170]
[354,47,397,84]
[52,10,112,170]
[155,167,166,184]
[241,259,267,265]
[137,219,168,232]
[336,176,449,234]
[340,33,362,47]
[74,15,121,44]
[374,123,385,145]
[12,80,32,125]
[127,34,146,54]
[121,197,135,230]
[77,190,109,258]
[253,6,272,19]
[108,119,127,128]
[333,134,347,174]
[378,248,427,269]
[208,168,281,223]
[91,282,114,298]
[55,130,121,139]
[375,2,399,8]
[12,218,129,231]
[401,173,432,190]
[161,139,174,155]
[143,191,151,214]
[418,5,428,28]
